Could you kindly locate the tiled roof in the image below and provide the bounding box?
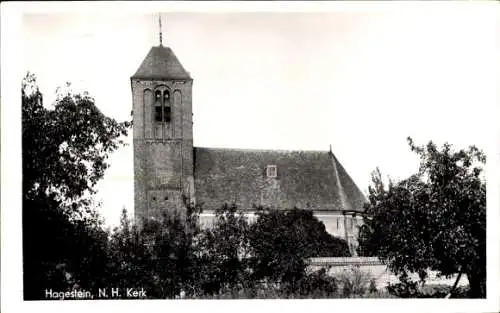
[131,45,191,80]
[193,147,366,212]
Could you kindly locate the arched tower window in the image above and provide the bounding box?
[153,89,171,123]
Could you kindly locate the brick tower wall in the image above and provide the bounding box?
[132,79,194,223]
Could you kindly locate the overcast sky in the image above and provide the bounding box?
[21,4,499,227]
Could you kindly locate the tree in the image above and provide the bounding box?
[22,72,131,299]
[195,204,253,296]
[23,189,113,299]
[248,208,350,292]
[358,138,486,298]
[105,201,204,299]
[107,208,154,298]
[22,72,130,206]
[131,200,203,299]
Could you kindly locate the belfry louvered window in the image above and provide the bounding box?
[154,89,171,123]
[163,90,171,122]
[154,90,162,122]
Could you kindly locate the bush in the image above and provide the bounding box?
[450,285,470,298]
[338,267,372,297]
[248,208,350,287]
[418,284,450,298]
[386,274,420,298]
[290,269,339,298]
[368,278,378,293]
[198,271,339,299]
[195,204,252,296]
[387,275,471,298]
[353,290,396,298]
[417,284,470,298]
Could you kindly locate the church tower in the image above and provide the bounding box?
[131,30,194,222]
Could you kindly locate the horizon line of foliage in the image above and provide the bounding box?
[357,137,486,298]
[22,72,350,300]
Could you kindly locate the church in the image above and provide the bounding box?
[131,38,367,254]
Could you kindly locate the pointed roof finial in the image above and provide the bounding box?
[158,14,163,46]
[329,144,333,154]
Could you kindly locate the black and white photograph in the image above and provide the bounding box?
[1,1,499,312]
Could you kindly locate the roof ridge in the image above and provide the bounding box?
[194,146,331,154]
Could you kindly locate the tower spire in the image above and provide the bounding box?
[158,14,163,46]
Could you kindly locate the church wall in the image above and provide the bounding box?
[315,213,363,256]
[132,80,145,139]
[315,213,362,238]
[134,140,147,222]
[144,141,182,188]
[178,81,193,141]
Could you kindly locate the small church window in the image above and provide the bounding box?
[266,165,277,178]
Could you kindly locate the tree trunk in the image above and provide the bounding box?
[445,271,462,298]
[466,270,486,298]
